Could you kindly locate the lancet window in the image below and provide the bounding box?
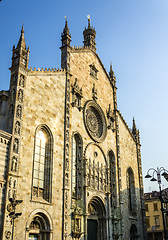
[32,125,53,202]
[127,167,136,214]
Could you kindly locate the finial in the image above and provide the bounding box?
[17,25,26,49]
[21,25,24,33]
[110,62,113,72]
[63,16,70,35]
[87,14,91,28]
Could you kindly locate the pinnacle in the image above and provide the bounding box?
[63,17,70,35]
[17,26,26,49]
[132,117,137,136]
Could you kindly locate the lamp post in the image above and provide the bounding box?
[145,167,168,240]
[7,195,22,240]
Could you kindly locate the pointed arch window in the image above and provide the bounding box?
[32,126,53,202]
[72,133,82,199]
[127,168,136,214]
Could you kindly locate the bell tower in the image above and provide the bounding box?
[83,16,96,52]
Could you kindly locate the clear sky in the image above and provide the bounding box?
[0,0,168,192]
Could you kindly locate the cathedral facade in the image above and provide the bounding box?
[0,19,147,240]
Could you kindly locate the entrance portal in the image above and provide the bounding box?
[87,197,106,240]
[87,219,98,240]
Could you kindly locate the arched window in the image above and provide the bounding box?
[108,150,117,208]
[127,168,136,214]
[72,133,82,199]
[26,211,53,240]
[32,126,53,202]
[130,224,138,240]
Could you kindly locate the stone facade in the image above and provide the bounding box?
[0,19,147,240]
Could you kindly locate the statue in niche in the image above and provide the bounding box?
[13,180,17,189]
[11,156,18,172]
[65,158,69,171]
[66,116,69,128]
[65,143,69,156]
[19,75,25,88]
[9,177,12,188]
[18,89,23,103]
[16,105,22,119]
[15,121,20,135]
[65,173,69,186]
[13,138,19,153]
[92,83,98,100]
[8,189,12,199]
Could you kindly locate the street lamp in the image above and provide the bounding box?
[145,167,168,240]
[7,195,22,240]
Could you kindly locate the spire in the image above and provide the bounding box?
[61,17,71,47]
[11,26,29,69]
[83,16,96,52]
[17,26,26,49]
[63,16,70,35]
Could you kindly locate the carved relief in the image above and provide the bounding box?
[19,74,25,88]
[11,156,18,172]
[18,89,23,103]
[5,230,11,239]
[90,63,98,79]
[106,104,115,131]
[16,105,22,119]
[92,83,98,100]
[71,78,83,111]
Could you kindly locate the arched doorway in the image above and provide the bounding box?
[26,211,52,240]
[87,197,106,240]
[130,224,139,240]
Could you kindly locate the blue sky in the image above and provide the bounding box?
[1,0,168,192]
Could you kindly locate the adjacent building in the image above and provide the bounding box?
[0,18,147,240]
[144,189,168,240]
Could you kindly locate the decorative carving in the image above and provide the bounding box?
[16,105,22,119]
[5,230,11,239]
[92,83,98,100]
[84,101,107,142]
[90,63,98,79]
[106,104,115,131]
[9,177,12,188]
[65,158,69,171]
[13,138,19,153]
[65,173,69,186]
[18,89,23,103]
[14,121,20,135]
[19,74,25,88]
[11,156,18,172]
[30,220,40,230]
[88,203,97,215]
[71,78,83,111]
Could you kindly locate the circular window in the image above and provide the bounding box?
[83,101,107,142]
